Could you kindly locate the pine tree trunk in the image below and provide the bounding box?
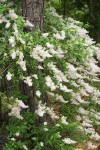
[21,0,44,112]
[22,0,44,31]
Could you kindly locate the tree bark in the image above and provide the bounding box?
[22,0,44,31]
[22,0,44,112]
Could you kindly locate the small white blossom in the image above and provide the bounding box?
[61,116,68,125]
[15,132,20,137]
[59,83,73,93]
[40,142,44,147]
[17,60,26,71]
[4,53,7,57]
[16,99,29,109]
[44,128,48,131]
[6,72,12,81]
[25,20,34,27]
[32,74,38,79]
[82,121,92,127]
[38,65,44,70]
[55,124,60,127]
[76,115,82,121]
[36,90,41,97]
[44,122,47,125]
[23,145,28,150]
[9,9,18,20]
[31,137,36,141]
[11,50,16,59]
[42,33,49,38]
[24,76,33,87]
[46,42,54,49]
[9,106,23,120]
[11,138,16,141]
[9,36,16,47]
[79,107,89,115]
[5,21,10,28]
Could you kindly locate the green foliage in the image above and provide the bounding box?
[0,1,100,150]
[51,0,100,42]
[3,112,81,150]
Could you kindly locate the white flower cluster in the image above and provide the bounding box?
[9,36,16,47]
[45,75,57,91]
[48,92,68,103]
[35,101,58,119]
[67,63,82,79]
[61,116,68,124]
[23,76,33,87]
[34,20,100,150]
[17,51,27,71]
[62,138,77,144]
[9,9,18,20]
[56,94,68,103]
[35,101,46,117]
[77,109,100,141]
[59,83,73,93]
[9,99,28,119]
[46,43,65,58]
[53,30,66,40]
[0,8,27,72]
[0,9,17,31]
[48,62,69,83]
[30,45,52,62]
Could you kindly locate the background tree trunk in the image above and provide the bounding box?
[61,0,67,17]
[87,0,100,43]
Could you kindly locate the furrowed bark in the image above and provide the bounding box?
[22,0,44,31]
[22,0,44,113]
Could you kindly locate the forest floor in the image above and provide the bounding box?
[76,140,100,150]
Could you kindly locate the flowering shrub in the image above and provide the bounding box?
[0,1,100,150]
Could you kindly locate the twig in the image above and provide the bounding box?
[0,63,13,76]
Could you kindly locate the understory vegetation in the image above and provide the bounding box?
[0,0,100,150]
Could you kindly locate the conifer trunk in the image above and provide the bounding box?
[22,0,44,31]
[22,0,44,112]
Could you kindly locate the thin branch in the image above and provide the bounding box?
[0,63,13,76]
